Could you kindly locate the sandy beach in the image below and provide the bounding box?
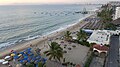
[0,14,94,58]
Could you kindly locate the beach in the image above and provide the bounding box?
[0,14,94,58]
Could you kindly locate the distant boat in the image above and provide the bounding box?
[34,12,36,14]
[65,14,67,15]
[75,11,81,13]
[55,13,57,15]
[41,12,43,14]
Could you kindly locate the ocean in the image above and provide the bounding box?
[0,4,101,49]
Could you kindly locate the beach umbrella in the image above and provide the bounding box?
[0,59,5,63]
[27,48,32,51]
[18,54,22,57]
[11,53,15,57]
[27,59,31,63]
[30,59,34,63]
[29,55,33,58]
[41,58,47,64]
[30,57,36,63]
[19,52,24,55]
[23,54,27,57]
[27,51,32,54]
[24,48,31,53]
[2,61,8,65]
[28,53,33,56]
[23,56,28,60]
[32,57,36,60]
[26,62,30,65]
[27,57,31,61]
[34,60,39,64]
[4,56,10,59]
[36,56,41,59]
[13,51,17,54]
[14,55,19,60]
[18,56,23,61]
[19,60,23,63]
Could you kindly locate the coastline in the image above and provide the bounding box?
[0,14,94,57]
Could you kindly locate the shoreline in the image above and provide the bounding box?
[0,14,94,57]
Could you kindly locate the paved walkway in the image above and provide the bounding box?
[90,57,105,67]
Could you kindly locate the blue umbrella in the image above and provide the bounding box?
[14,55,19,60]
[36,56,41,59]
[34,60,40,64]
[27,48,32,51]
[43,58,47,63]
[13,51,17,54]
[40,58,46,64]
[19,60,23,63]
[24,56,28,58]
[27,51,32,54]
[23,54,27,56]
[19,52,24,55]
[29,55,34,58]
[30,53,34,56]
[24,48,32,52]
[23,57,28,60]
[30,59,35,63]
[36,64,38,67]
[27,59,31,63]
[32,57,36,60]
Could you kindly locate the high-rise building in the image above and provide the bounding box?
[115,7,120,20]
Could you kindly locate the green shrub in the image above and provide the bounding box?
[38,62,43,67]
[80,40,90,47]
[43,64,46,67]
[26,63,35,67]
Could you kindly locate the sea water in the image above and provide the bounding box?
[0,4,101,49]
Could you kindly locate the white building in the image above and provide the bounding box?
[87,30,120,45]
[115,7,120,20]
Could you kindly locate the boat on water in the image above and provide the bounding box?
[75,11,81,13]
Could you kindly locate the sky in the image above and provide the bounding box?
[0,0,118,5]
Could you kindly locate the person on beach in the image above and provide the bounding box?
[30,44,33,47]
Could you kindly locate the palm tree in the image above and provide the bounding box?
[64,31,72,41]
[44,42,63,62]
[76,29,87,42]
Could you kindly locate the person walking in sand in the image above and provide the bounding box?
[30,44,33,47]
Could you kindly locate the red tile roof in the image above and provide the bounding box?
[93,44,109,51]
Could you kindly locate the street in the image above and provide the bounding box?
[106,35,119,67]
